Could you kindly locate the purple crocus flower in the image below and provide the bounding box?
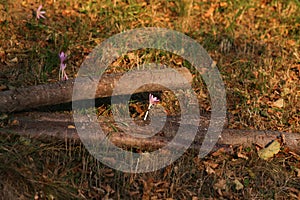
[36,5,46,20]
[149,94,160,106]
[59,52,68,81]
[144,94,160,120]
[59,52,67,64]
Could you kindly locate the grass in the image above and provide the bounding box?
[0,0,299,199]
[1,133,299,199]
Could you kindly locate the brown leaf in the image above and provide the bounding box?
[258,140,281,160]
[212,147,226,157]
[237,152,249,160]
[295,168,300,177]
[273,98,284,108]
[213,179,227,190]
[204,4,218,18]
[10,119,20,126]
[233,179,244,190]
[205,165,215,175]
[203,161,219,169]
[237,145,249,160]
[67,125,76,129]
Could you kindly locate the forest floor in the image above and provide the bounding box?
[0,0,299,199]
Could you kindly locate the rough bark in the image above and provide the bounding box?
[1,111,299,154]
[0,68,192,112]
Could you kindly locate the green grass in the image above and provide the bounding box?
[0,0,299,199]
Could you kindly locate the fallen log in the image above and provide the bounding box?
[1,111,299,154]
[0,68,192,113]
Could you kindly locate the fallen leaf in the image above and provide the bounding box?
[213,179,227,190]
[204,4,218,18]
[273,98,284,108]
[246,168,256,179]
[203,161,219,169]
[237,145,248,160]
[11,119,19,126]
[67,125,76,129]
[19,136,31,146]
[287,39,296,46]
[212,147,226,157]
[205,165,215,175]
[10,57,18,63]
[294,168,300,177]
[258,140,281,160]
[237,152,248,160]
[233,179,244,190]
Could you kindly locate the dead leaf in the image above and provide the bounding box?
[295,168,300,177]
[67,125,76,129]
[204,4,218,18]
[246,168,256,179]
[203,161,219,169]
[213,179,227,190]
[10,57,18,63]
[237,152,249,160]
[205,165,215,175]
[273,98,284,108]
[258,140,281,160]
[287,39,296,46]
[212,147,226,157]
[233,179,244,190]
[19,136,31,146]
[213,179,227,196]
[220,2,228,7]
[237,145,248,160]
[11,119,19,126]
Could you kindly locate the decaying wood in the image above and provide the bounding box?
[1,111,299,154]
[0,68,192,113]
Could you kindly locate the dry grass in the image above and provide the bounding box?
[1,133,299,199]
[0,0,299,199]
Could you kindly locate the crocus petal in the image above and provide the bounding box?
[149,94,159,105]
[59,52,67,63]
[40,12,46,18]
[36,5,46,20]
[59,52,65,58]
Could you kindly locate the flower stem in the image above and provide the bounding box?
[143,104,152,120]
